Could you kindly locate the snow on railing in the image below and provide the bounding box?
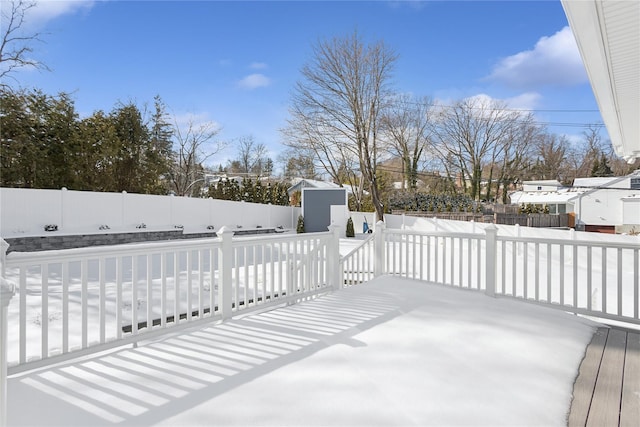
[0,228,335,375]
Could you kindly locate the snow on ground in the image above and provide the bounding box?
[7,275,599,426]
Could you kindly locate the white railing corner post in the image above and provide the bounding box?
[0,277,16,427]
[484,224,498,297]
[374,220,386,277]
[327,224,342,290]
[218,226,234,320]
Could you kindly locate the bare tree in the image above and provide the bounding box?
[380,94,433,191]
[431,97,524,201]
[231,135,269,176]
[530,132,570,183]
[0,0,49,89]
[282,30,397,220]
[278,148,317,180]
[169,117,225,196]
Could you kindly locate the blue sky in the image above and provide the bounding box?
[10,0,606,170]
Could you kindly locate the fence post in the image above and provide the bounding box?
[327,224,342,290]
[484,224,498,297]
[1,240,16,427]
[374,221,386,277]
[218,226,234,320]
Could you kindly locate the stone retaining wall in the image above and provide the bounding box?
[4,228,281,253]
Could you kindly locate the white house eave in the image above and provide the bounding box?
[561,0,640,162]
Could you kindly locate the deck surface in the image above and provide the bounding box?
[569,326,640,427]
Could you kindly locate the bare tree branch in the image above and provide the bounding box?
[0,0,50,89]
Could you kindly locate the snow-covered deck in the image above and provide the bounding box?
[7,276,603,426]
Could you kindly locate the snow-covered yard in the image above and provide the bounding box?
[7,275,598,426]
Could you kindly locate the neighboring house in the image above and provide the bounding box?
[509,171,640,233]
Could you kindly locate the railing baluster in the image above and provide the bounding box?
[199,250,204,318]
[173,252,179,325]
[41,264,48,359]
[146,254,152,329]
[573,244,578,309]
[601,247,607,313]
[634,248,639,320]
[81,259,88,347]
[99,257,106,343]
[547,243,552,303]
[116,257,122,339]
[617,248,622,316]
[208,249,215,316]
[523,242,528,300]
[161,252,167,326]
[131,256,137,336]
[534,243,539,301]
[62,262,69,352]
[587,247,593,310]
[186,250,192,321]
[19,267,26,364]
[560,244,565,306]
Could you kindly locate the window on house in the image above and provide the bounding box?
[537,186,542,191]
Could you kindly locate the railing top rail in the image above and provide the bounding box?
[384,228,484,240]
[230,231,332,246]
[3,230,335,265]
[384,227,640,250]
[496,235,640,250]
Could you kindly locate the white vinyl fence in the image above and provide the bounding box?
[0,187,300,236]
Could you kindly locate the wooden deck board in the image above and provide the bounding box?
[587,328,627,427]
[620,331,640,427]
[569,328,608,427]
[569,326,640,427]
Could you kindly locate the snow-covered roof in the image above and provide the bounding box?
[287,178,341,194]
[509,188,586,205]
[572,176,620,188]
[522,180,563,187]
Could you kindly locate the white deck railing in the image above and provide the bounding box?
[1,219,639,425]
[0,226,339,377]
[365,222,640,326]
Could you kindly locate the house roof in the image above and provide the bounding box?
[561,0,640,162]
[510,188,585,205]
[522,180,563,187]
[287,178,341,194]
[572,176,620,188]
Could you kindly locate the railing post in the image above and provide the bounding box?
[1,243,16,427]
[374,221,386,277]
[485,224,498,297]
[218,226,234,320]
[327,224,342,290]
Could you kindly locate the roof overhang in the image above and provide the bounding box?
[561,0,640,163]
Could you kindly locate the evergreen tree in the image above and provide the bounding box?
[346,217,355,237]
[296,215,305,233]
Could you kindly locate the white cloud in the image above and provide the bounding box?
[486,26,588,89]
[249,62,268,70]
[172,112,222,132]
[237,73,271,90]
[23,1,97,28]
[503,92,543,111]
